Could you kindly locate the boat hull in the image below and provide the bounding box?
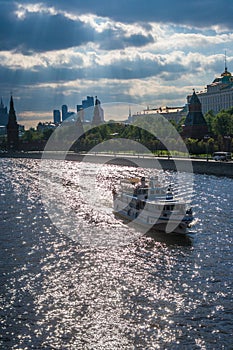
[114,209,192,235]
[112,178,195,236]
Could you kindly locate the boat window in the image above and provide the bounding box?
[129,199,137,208]
[148,204,154,211]
[140,201,145,209]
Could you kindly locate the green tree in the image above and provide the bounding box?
[204,110,215,134]
[21,128,43,142]
[177,116,186,133]
[213,111,233,136]
[43,128,54,140]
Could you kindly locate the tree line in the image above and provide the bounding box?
[72,108,233,155]
[0,107,232,155]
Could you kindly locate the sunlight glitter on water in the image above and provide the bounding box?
[39,159,194,247]
[0,158,233,349]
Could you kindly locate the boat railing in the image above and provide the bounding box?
[117,178,193,203]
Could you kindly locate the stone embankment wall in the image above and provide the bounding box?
[1,152,233,178]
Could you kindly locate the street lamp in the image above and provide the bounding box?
[204,135,210,162]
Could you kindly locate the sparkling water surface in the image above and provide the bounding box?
[0,158,232,349]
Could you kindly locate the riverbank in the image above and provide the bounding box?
[1,151,233,178]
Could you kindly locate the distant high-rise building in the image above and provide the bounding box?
[62,104,68,121]
[61,104,75,122]
[53,109,61,124]
[0,98,8,126]
[77,96,94,122]
[7,96,19,150]
[77,104,83,113]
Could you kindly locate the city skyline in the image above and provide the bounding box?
[1,0,233,128]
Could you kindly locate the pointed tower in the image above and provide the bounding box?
[128,105,132,123]
[92,96,104,126]
[7,95,19,150]
[182,90,208,139]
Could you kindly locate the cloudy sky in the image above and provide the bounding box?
[1,0,233,128]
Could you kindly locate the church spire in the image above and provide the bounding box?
[92,96,104,125]
[7,95,19,150]
[129,105,131,117]
[10,94,14,108]
[221,51,231,77]
[8,95,17,125]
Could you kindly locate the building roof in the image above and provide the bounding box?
[212,66,233,85]
[189,90,201,105]
[185,91,207,126]
[140,106,186,115]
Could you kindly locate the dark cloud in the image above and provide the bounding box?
[0,54,191,87]
[0,2,155,53]
[98,30,154,50]
[0,66,85,86]
[31,0,233,29]
[0,3,95,52]
[1,0,232,54]
[88,58,188,80]
[0,0,232,123]
[1,0,232,56]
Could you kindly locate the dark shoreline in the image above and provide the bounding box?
[1,151,233,178]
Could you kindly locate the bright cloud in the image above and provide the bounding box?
[0,0,233,128]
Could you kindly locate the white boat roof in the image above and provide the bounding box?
[121,192,187,205]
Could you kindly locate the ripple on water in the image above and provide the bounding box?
[0,158,232,349]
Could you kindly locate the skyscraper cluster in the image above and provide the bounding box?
[77,96,94,122]
[53,96,104,125]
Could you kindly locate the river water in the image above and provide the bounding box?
[0,158,232,349]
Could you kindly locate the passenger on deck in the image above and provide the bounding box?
[134,177,148,197]
[166,185,173,200]
[138,177,148,188]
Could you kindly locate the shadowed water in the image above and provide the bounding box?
[0,158,232,349]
